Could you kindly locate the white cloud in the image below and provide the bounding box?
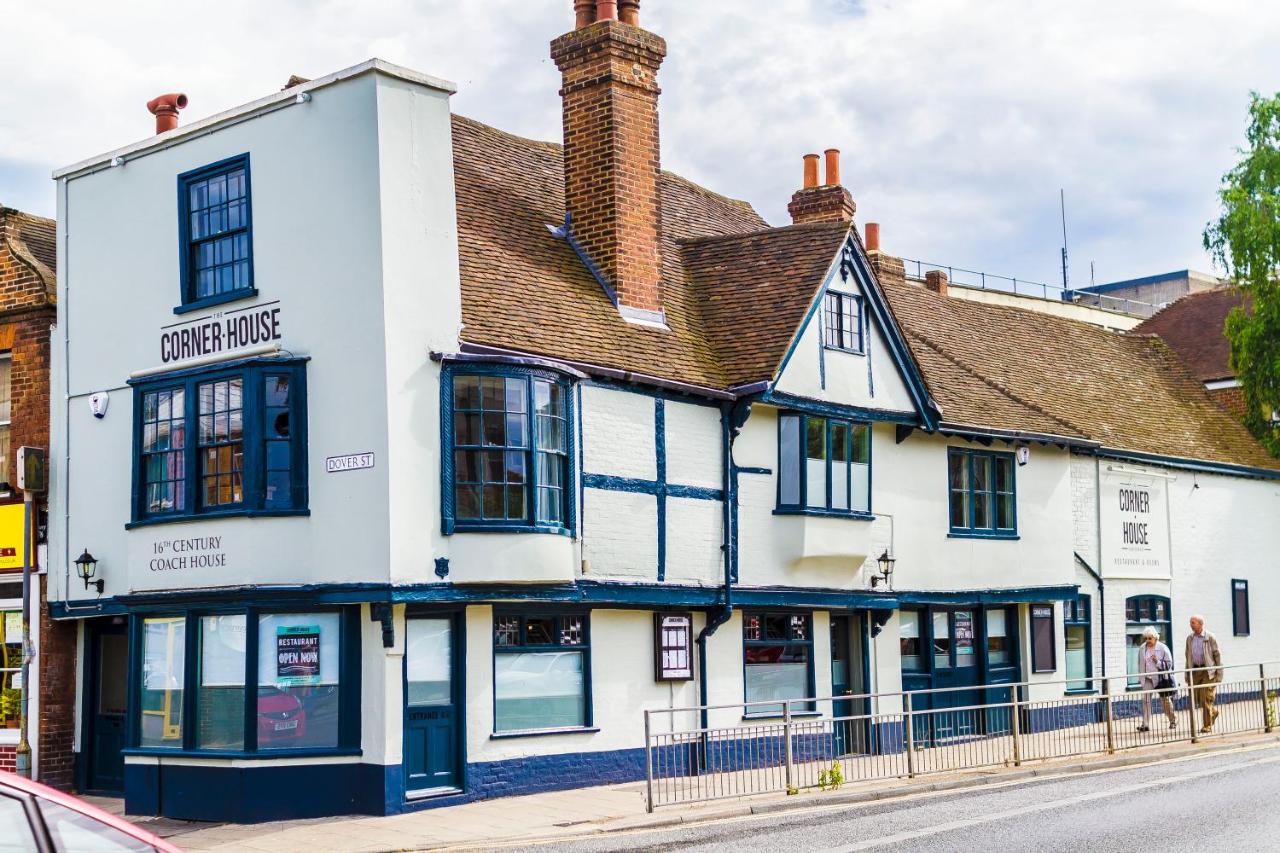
[3,0,1278,288]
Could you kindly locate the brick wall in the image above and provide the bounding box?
[0,744,14,772]
[1210,385,1246,419]
[38,575,76,789]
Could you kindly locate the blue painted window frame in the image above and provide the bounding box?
[1125,594,1172,689]
[490,608,594,736]
[946,447,1017,538]
[176,154,257,314]
[440,364,576,536]
[742,610,816,717]
[1063,594,1093,693]
[1231,579,1250,636]
[124,605,361,758]
[128,358,309,526]
[822,290,864,354]
[775,412,872,519]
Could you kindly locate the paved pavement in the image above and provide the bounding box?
[514,741,1280,852]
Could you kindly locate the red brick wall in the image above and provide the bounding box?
[38,575,77,789]
[0,745,14,772]
[1210,385,1247,419]
[551,20,667,314]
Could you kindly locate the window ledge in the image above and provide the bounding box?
[823,345,866,357]
[1064,689,1098,696]
[127,508,310,529]
[772,508,875,521]
[947,531,1020,540]
[490,726,599,740]
[450,523,572,537]
[173,288,259,315]
[743,711,822,721]
[121,746,361,760]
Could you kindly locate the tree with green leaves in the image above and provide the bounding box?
[1204,91,1280,456]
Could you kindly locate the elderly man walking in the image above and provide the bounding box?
[1185,615,1222,733]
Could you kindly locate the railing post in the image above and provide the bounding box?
[1010,687,1022,767]
[644,709,655,813]
[1102,678,1115,755]
[904,692,916,779]
[783,700,794,791]
[1261,663,1273,734]
[1189,669,1200,744]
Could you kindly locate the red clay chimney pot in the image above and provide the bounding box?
[802,154,820,190]
[574,0,595,28]
[146,93,188,135]
[865,222,880,252]
[595,0,618,20]
[619,0,639,25]
[823,148,840,186]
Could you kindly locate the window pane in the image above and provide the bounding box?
[987,608,1009,664]
[954,610,975,667]
[494,651,585,732]
[140,617,185,748]
[779,415,800,505]
[1066,625,1088,690]
[995,456,1013,492]
[199,614,246,750]
[933,611,951,668]
[973,490,993,529]
[851,425,870,512]
[805,418,826,508]
[36,799,152,852]
[744,645,811,715]
[198,378,244,509]
[406,618,452,706]
[996,492,1014,530]
[525,617,555,645]
[830,423,849,511]
[454,376,481,410]
[899,611,921,670]
[257,613,340,749]
[0,794,37,852]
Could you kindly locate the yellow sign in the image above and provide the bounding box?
[0,504,25,572]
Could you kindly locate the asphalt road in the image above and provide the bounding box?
[508,743,1280,853]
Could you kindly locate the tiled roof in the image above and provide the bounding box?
[452,114,772,392]
[1131,287,1245,382]
[882,280,1279,470]
[0,206,56,299]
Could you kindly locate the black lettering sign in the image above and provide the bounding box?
[160,306,283,364]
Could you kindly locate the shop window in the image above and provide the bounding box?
[1064,595,1092,692]
[932,611,951,669]
[1232,579,1250,636]
[1,591,22,732]
[179,154,254,310]
[822,290,863,353]
[493,612,589,733]
[443,369,573,534]
[899,610,923,671]
[986,607,1011,666]
[777,414,871,516]
[131,360,308,524]
[0,353,10,490]
[743,612,814,715]
[1029,604,1056,673]
[139,617,186,748]
[947,448,1016,537]
[1125,595,1171,688]
[133,608,356,754]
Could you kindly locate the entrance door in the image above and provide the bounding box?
[404,616,459,794]
[928,609,981,741]
[830,614,869,755]
[86,619,128,793]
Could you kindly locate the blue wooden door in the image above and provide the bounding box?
[87,623,128,792]
[929,609,981,742]
[405,617,459,792]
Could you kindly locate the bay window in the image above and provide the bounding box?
[777,414,870,516]
[442,367,574,534]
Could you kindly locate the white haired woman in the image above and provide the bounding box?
[1137,626,1177,732]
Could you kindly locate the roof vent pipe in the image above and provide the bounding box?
[824,148,841,187]
[146,93,188,134]
[865,222,880,252]
[802,153,820,189]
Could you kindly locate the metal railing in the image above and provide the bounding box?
[643,661,1280,811]
[898,257,1160,318]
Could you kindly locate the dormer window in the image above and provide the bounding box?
[177,154,255,313]
[822,290,863,353]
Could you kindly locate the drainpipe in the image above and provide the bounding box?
[1093,456,1106,680]
[696,395,755,733]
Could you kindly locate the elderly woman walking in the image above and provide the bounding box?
[1137,627,1177,732]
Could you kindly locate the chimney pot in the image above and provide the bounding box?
[574,0,595,27]
[619,0,640,25]
[595,0,618,20]
[802,154,820,190]
[146,93,189,135]
[823,148,840,186]
[925,269,949,297]
[865,222,880,252]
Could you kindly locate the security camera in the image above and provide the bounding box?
[89,392,109,419]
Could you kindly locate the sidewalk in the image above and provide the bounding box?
[86,731,1280,852]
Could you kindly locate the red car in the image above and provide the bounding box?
[257,686,308,746]
[0,770,181,852]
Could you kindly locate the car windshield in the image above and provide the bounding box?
[36,798,155,852]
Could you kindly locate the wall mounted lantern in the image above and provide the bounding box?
[870,549,895,589]
[75,549,103,594]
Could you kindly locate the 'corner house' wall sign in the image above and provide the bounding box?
[1100,469,1170,579]
[160,301,283,364]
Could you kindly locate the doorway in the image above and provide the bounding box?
[830,613,869,755]
[84,618,128,793]
[404,614,462,796]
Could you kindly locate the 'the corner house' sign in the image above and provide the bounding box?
[1100,469,1170,579]
[160,302,283,365]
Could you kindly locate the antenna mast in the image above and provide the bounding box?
[1060,189,1069,292]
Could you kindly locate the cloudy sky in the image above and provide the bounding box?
[4,0,1278,291]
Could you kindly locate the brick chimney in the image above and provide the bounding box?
[924,269,949,297]
[863,222,906,287]
[787,148,855,225]
[552,0,667,324]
